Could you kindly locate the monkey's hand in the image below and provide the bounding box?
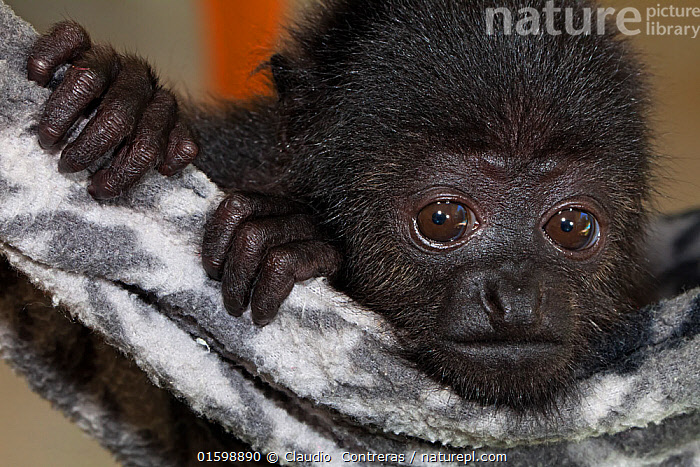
[202,193,342,325]
[27,21,198,199]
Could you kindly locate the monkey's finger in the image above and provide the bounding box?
[88,88,177,199]
[28,21,91,86]
[159,120,198,176]
[202,193,305,280]
[58,54,156,173]
[221,214,318,316]
[38,45,118,149]
[250,241,341,325]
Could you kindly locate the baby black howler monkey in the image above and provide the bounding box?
[28,0,652,410]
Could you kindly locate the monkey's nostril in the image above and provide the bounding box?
[481,282,541,330]
[536,285,545,314]
[480,287,503,316]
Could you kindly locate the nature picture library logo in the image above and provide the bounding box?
[485,1,700,38]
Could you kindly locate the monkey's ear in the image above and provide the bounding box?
[270,53,303,99]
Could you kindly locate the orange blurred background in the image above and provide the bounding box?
[201,0,285,99]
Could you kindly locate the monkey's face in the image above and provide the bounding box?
[332,150,647,410]
[276,0,651,409]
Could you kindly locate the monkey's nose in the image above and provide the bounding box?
[480,281,542,330]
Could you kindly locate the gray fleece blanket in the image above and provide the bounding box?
[0,2,699,466]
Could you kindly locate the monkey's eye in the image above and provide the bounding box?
[416,201,476,243]
[544,208,599,251]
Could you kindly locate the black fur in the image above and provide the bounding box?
[32,0,654,410]
[187,0,652,410]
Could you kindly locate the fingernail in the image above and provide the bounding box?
[180,141,198,158]
[38,127,59,149]
[27,57,50,86]
[88,170,118,200]
[254,318,271,327]
[57,157,77,173]
[202,258,223,281]
[223,300,245,317]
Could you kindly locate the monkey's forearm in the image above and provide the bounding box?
[186,98,285,192]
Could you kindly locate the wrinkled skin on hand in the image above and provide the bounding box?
[28,20,342,326]
[27,21,198,199]
[202,192,341,324]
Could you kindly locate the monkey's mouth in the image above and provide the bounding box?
[446,340,564,364]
